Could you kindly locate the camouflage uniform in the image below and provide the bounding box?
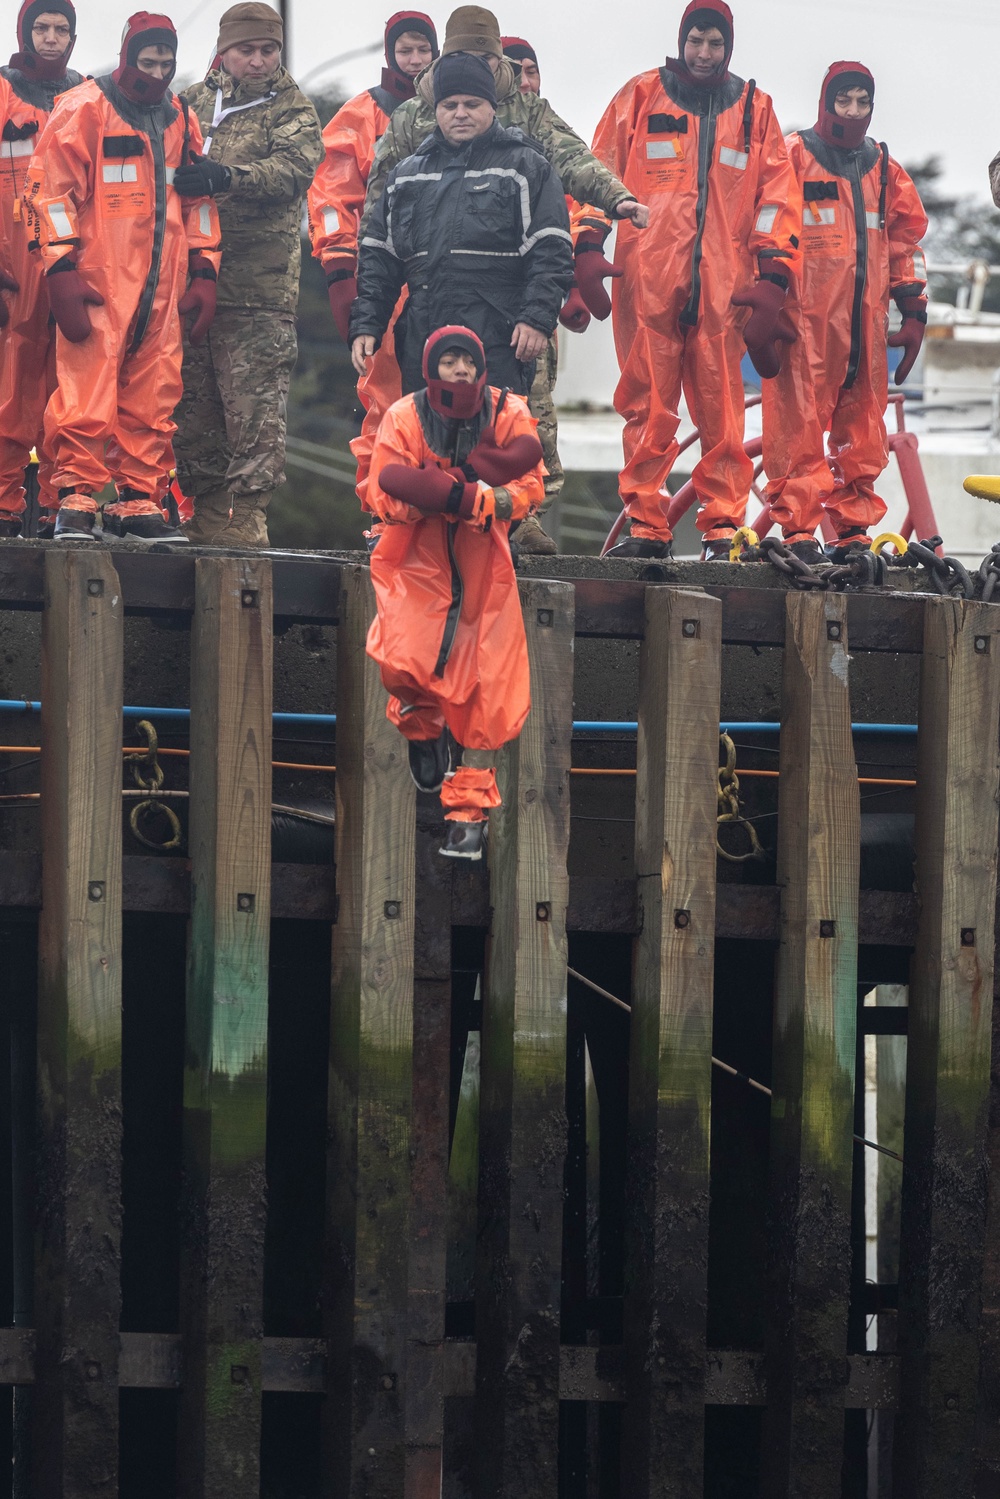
[174,66,322,534]
[530,334,562,506]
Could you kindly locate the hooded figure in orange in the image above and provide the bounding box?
[365,324,543,861]
[307,12,438,506]
[0,0,83,536]
[761,63,928,561]
[27,11,222,542]
[592,0,802,559]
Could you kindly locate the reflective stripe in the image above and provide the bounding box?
[754,204,778,234]
[165,166,175,185]
[464,166,531,242]
[48,201,73,240]
[323,207,339,235]
[646,140,678,160]
[865,210,881,229]
[102,163,138,183]
[520,225,574,256]
[912,248,927,281]
[719,146,749,170]
[812,206,836,226]
[5,138,34,158]
[198,203,212,237]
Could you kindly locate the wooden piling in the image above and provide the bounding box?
[895,596,1000,1498]
[324,565,415,1496]
[34,550,123,1497]
[761,590,860,1499]
[178,556,273,1496]
[621,586,721,1499]
[475,578,574,1499]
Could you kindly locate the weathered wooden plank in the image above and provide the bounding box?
[622,587,721,1498]
[178,556,273,1497]
[475,579,574,1499]
[33,551,123,1497]
[323,565,415,1497]
[761,591,861,1499]
[406,809,452,1498]
[895,597,1000,1497]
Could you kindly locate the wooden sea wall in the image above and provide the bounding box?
[0,549,997,1497]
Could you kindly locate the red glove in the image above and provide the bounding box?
[0,268,18,328]
[178,256,217,346]
[889,294,927,385]
[46,262,104,343]
[379,462,496,528]
[559,284,591,333]
[574,238,622,320]
[732,279,795,380]
[467,427,543,486]
[327,272,357,343]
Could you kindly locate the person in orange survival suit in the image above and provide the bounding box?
[27,12,221,543]
[0,0,83,537]
[365,324,543,861]
[592,0,802,560]
[307,12,439,510]
[760,63,928,563]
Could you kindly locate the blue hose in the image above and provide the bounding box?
[0,699,338,728]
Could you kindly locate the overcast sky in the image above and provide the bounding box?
[68,0,998,199]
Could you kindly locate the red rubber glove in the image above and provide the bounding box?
[732,279,795,379]
[379,460,474,512]
[0,267,18,328]
[889,294,927,385]
[46,262,104,343]
[466,427,543,486]
[574,239,622,320]
[178,256,217,346]
[327,271,357,343]
[559,284,591,333]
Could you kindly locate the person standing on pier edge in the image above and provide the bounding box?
[594,0,801,560]
[172,1,323,548]
[760,62,928,562]
[364,324,543,861]
[27,11,221,542]
[0,0,83,537]
[307,11,439,510]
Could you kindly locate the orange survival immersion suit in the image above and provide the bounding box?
[307,11,438,505]
[0,0,83,525]
[592,0,801,544]
[27,13,221,515]
[365,326,541,823]
[761,63,928,543]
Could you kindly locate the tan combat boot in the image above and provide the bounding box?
[512,512,557,555]
[181,489,231,545]
[224,493,271,549]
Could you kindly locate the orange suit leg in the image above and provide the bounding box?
[107,279,184,496]
[351,300,404,506]
[0,260,57,516]
[45,303,133,493]
[762,322,841,540]
[824,326,889,537]
[682,312,755,539]
[614,321,684,541]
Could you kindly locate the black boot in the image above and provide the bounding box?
[702,534,736,561]
[106,491,188,544]
[0,517,23,539]
[35,511,58,540]
[407,730,451,793]
[825,528,871,562]
[786,536,825,564]
[439,821,486,860]
[53,507,100,543]
[604,536,673,560]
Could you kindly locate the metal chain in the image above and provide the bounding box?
[980,544,1000,605]
[898,537,975,598]
[124,720,183,850]
[717,732,766,863]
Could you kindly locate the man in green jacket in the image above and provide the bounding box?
[172,1,322,547]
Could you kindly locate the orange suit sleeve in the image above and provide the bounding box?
[366,398,433,525]
[491,393,545,524]
[886,157,929,295]
[27,90,100,268]
[179,109,222,275]
[747,92,802,283]
[307,92,383,276]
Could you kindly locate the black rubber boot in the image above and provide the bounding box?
[439,821,486,860]
[0,517,23,539]
[702,534,736,561]
[407,730,452,793]
[35,512,58,540]
[786,537,825,564]
[53,507,100,543]
[825,529,871,562]
[114,511,189,544]
[604,536,674,560]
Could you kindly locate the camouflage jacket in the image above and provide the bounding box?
[182,66,322,313]
[361,57,631,234]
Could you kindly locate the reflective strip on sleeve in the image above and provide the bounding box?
[6,138,34,158]
[166,166,175,184]
[913,248,927,280]
[102,164,138,183]
[323,207,339,235]
[48,201,74,240]
[754,204,779,235]
[198,203,212,237]
[865,210,881,229]
[719,146,749,170]
[646,140,678,160]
